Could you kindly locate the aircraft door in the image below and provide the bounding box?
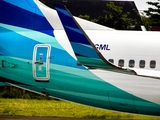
[33,44,51,82]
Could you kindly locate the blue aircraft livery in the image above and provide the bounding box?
[0,0,160,117]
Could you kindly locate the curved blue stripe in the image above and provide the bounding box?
[55,5,90,45]
[56,8,70,17]
[0,27,85,70]
[0,0,53,36]
[65,26,83,34]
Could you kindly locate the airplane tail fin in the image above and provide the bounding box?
[54,3,106,68]
[0,0,53,34]
[55,3,136,74]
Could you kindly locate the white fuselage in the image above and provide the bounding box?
[38,0,160,78]
[84,30,160,77]
[34,1,160,113]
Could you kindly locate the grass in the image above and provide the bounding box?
[0,99,160,119]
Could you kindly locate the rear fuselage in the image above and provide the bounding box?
[0,0,160,116]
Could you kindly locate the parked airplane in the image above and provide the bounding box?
[0,0,160,116]
[54,3,160,115]
[54,3,160,79]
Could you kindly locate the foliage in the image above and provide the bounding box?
[0,86,53,100]
[80,2,140,30]
[79,14,90,21]
[144,0,160,26]
[140,12,151,30]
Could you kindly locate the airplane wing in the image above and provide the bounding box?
[54,3,136,75]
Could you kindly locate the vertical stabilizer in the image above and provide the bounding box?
[55,3,136,75]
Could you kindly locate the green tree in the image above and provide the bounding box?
[140,12,151,30]
[97,2,139,30]
[79,2,139,30]
[79,15,99,23]
[79,14,90,21]
[144,0,160,26]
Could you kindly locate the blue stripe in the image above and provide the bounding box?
[0,27,85,70]
[0,0,53,36]
[56,8,70,17]
[4,0,39,15]
[55,4,90,45]
[71,42,99,58]
[65,26,83,34]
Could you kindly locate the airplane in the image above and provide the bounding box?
[0,0,160,116]
[54,3,160,79]
[54,3,160,115]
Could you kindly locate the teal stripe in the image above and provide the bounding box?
[0,56,160,116]
[0,23,63,50]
